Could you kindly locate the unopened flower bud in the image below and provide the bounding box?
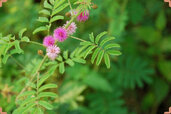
[65,12,71,17]
[92,4,98,9]
[38,50,43,55]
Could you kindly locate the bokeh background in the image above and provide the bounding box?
[0,0,171,114]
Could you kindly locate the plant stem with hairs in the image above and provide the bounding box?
[70,36,87,42]
[15,55,47,102]
[68,0,73,10]
[21,40,45,47]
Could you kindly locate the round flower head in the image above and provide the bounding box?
[43,36,55,47]
[54,27,68,42]
[64,21,77,35]
[46,45,60,60]
[77,11,89,22]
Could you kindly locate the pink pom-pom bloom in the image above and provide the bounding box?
[64,21,77,35]
[46,45,60,60]
[43,36,55,47]
[54,27,68,42]
[77,11,89,22]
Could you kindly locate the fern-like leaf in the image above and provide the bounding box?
[56,49,86,74]
[33,0,68,34]
[0,29,30,66]
[79,32,121,68]
[113,56,154,89]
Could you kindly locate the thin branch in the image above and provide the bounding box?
[36,72,39,96]
[21,40,44,47]
[29,41,44,47]
[16,55,47,102]
[10,55,25,69]
[68,0,73,11]
[70,36,87,42]
[36,72,40,107]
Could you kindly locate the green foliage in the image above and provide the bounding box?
[160,36,171,52]
[105,1,128,37]
[85,91,128,114]
[13,65,58,114]
[155,10,167,30]
[33,0,68,34]
[79,32,121,68]
[134,26,161,45]
[65,64,112,92]
[0,0,39,34]
[128,0,145,24]
[0,0,171,114]
[0,29,30,67]
[152,78,169,104]
[62,64,128,114]
[113,56,154,89]
[56,49,86,74]
[158,60,171,81]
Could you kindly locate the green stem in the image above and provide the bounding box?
[16,55,47,102]
[30,41,44,47]
[21,40,44,47]
[70,36,87,42]
[68,0,73,10]
[36,72,40,107]
[36,72,39,95]
[47,24,51,35]
[10,55,25,69]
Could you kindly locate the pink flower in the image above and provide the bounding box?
[46,45,60,60]
[54,27,68,42]
[43,36,55,47]
[64,21,77,35]
[77,11,89,22]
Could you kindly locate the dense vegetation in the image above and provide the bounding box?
[0,0,171,114]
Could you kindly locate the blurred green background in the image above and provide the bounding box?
[0,0,171,114]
